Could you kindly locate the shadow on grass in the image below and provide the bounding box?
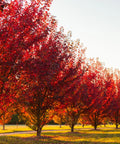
[1,129,120,144]
[0,135,120,144]
[42,131,120,143]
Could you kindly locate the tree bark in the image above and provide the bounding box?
[115,115,118,129]
[60,117,62,128]
[94,124,97,130]
[116,123,118,129]
[115,110,119,129]
[3,114,5,130]
[94,113,97,130]
[3,124,5,130]
[71,124,74,132]
[37,127,42,137]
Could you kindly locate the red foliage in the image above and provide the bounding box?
[1,0,120,134]
[0,0,54,135]
[107,70,120,128]
[82,59,108,129]
[0,0,81,136]
[54,40,88,132]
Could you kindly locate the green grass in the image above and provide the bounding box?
[0,125,120,144]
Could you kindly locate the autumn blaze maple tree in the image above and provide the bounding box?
[0,0,23,130]
[82,59,107,130]
[18,29,83,136]
[54,40,88,132]
[0,0,55,135]
[107,70,120,129]
[0,109,13,130]
[0,0,80,136]
[81,59,115,130]
[0,0,80,137]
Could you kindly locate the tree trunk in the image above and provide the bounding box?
[116,123,118,129]
[16,123,18,128]
[2,113,5,130]
[60,117,62,128]
[115,110,119,129]
[115,116,118,129]
[3,124,5,130]
[94,113,97,130]
[94,124,97,130]
[82,124,84,127]
[71,124,74,132]
[37,127,42,137]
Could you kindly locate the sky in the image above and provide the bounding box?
[50,0,120,69]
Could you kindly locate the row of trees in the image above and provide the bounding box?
[0,0,120,136]
[52,61,120,132]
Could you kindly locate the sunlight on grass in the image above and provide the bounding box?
[0,124,117,133]
[43,125,71,130]
[10,133,36,137]
[0,125,120,144]
[0,125,32,133]
[9,128,120,143]
[7,131,120,144]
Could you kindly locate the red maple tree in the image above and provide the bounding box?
[54,40,88,132]
[107,69,120,128]
[0,0,54,135]
[18,29,79,136]
[82,59,107,130]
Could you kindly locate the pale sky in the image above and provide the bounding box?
[50,0,120,69]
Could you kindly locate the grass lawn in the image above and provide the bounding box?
[0,125,120,143]
[0,125,32,133]
[0,124,72,133]
[0,124,87,133]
